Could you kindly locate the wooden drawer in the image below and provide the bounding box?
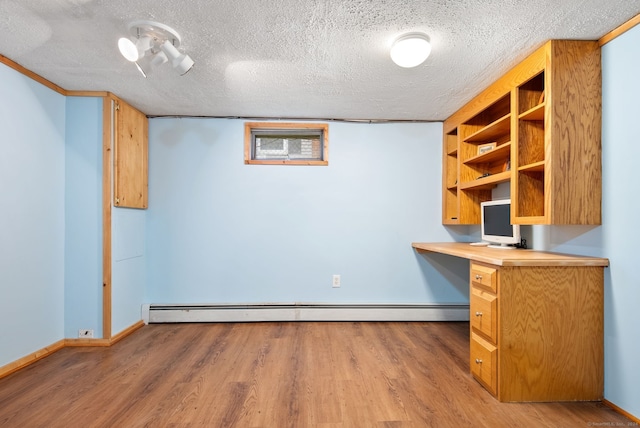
[470,263,497,293]
[471,332,497,396]
[470,285,497,342]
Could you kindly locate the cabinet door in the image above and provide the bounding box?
[114,100,148,209]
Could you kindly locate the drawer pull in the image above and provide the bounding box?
[475,358,483,364]
[475,274,483,280]
[475,311,483,317]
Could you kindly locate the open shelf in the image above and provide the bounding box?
[464,114,511,143]
[518,72,545,114]
[519,103,545,121]
[464,142,511,165]
[459,171,511,190]
[446,130,458,155]
[517,120,545,166]
[515,169,545,218]
[517,161,545,172]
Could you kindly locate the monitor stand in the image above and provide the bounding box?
[487,243,517,249]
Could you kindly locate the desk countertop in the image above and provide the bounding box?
[411,242,609,267]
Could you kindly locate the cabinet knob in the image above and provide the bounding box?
[475,358,483,364]
[475,311,483,317]
[475,274,483,280]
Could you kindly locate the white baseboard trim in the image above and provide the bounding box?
[146,303,470,323]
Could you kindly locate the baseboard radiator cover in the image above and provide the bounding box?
[146,303,470,323]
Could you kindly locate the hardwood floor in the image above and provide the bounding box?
[0,322,633,427]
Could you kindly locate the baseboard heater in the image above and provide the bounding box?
[145,303,470,323]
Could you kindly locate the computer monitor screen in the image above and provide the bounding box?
[481,199,520,247]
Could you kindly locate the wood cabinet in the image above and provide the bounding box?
[442,40,601,225]
[413,242,607,402]
[111,98,148,209]
[470,261,604,402]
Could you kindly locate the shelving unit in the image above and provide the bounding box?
[454,94,512,223]
[441,40,601,225]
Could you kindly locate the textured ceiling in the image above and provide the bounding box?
[1,1,638,120]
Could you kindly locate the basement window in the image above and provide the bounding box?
[244,122,329,165]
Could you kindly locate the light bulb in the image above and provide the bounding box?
[118,37,139,62]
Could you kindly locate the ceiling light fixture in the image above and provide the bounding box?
[390,33,431,68]
[159,40,195,76]
[118,20,194,76]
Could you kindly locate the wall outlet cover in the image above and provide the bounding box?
[332,274,341,288]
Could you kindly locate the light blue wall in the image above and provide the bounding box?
[0,63,66,366]
[112,207,146,333]
[598,26,640,415]
[64,96,104,338]
[146,118,469,305]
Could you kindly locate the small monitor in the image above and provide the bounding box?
[481,199,521,248]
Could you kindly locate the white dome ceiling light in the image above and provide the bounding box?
[118,20,194,77]
[390,33,431,68]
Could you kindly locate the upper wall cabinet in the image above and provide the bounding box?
[112,99,149,209]
[442,40,601,225]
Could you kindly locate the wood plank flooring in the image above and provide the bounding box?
[0,322,633,427]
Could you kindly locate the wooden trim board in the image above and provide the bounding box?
[0,340,65,380]
[0,54,66,95]
[599,13,640,46]
[0,55,113,99]
[65,320,144,347]
[65,338,111,347]
[66,90,110,97]
[110,320,146,344]
[102,96,113,340]
[0,321,145,380]
[603,399,640,424]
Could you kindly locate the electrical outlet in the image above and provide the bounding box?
[332,274,341,288]
[78,329,94,338]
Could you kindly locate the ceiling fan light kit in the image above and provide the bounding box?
[118,20,194,77]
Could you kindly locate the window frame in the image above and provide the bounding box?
[244,122,329,166]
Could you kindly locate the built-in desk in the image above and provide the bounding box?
[412,242,608,402]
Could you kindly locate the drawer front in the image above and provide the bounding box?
[470,286,497,342]
[470,263,497,293]
[471,332,497,396]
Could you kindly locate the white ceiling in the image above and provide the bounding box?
[1,1,638,121]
